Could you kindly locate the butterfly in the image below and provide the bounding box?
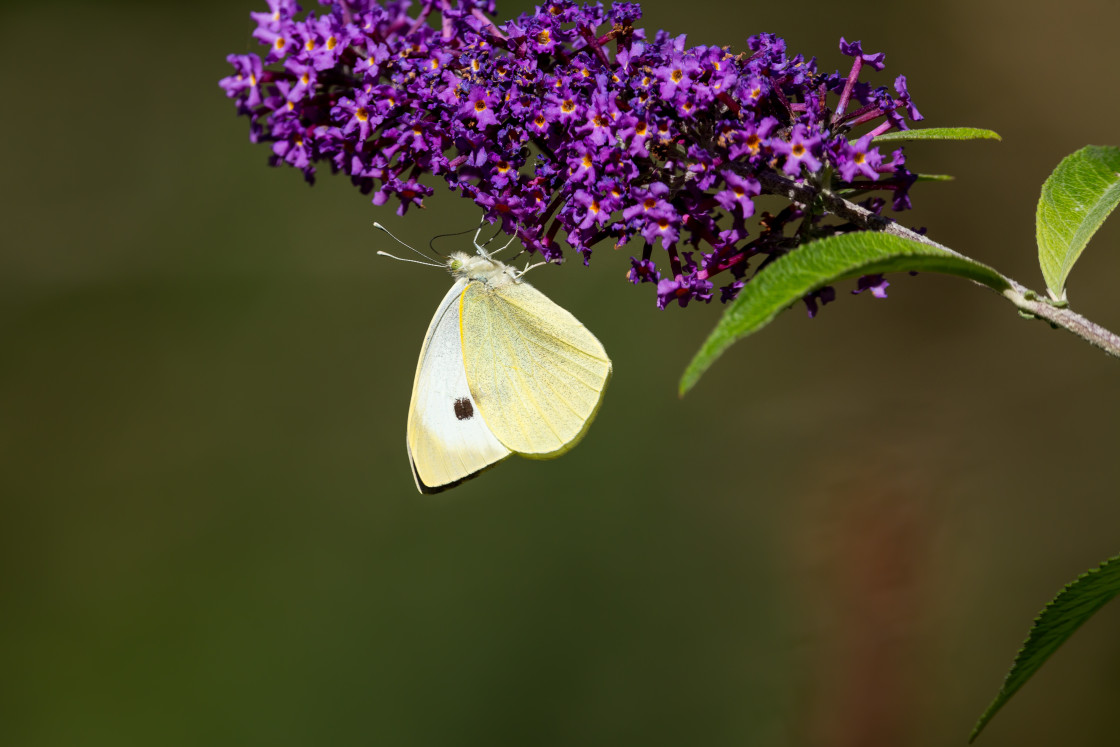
[379,224,612,493]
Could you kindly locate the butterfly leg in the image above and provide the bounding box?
[472,223,489,256]
[493,231,520,258]
[515,259,547,278]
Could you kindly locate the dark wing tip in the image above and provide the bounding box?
[407,442,512,494]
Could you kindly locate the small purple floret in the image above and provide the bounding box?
[804,286,837,318]
[853,274,891,298]
[839,38,886,71]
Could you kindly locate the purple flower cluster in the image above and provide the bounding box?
[221,0,923,309]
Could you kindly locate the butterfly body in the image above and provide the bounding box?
[406,249,611,493]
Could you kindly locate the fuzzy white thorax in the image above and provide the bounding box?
[448,251,522,287]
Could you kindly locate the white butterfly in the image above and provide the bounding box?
[380,224,612,493]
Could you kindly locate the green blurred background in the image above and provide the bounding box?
[4,0,1120,744]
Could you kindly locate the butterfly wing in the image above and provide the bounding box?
[459,280,612,457]
[407,278,512,493]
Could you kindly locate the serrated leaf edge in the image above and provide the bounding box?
[969,553,1120,742]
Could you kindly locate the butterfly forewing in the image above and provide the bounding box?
[407,278,512,492]
[459,280,612,457]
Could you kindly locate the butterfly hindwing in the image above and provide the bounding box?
[407,278,512,493]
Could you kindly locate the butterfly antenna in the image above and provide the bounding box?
[376,251,444,267]
[373,222,443,266]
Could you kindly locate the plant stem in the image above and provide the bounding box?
[997,290,1120,357]
[758,171,1120,359]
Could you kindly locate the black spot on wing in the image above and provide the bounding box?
[453,397,474,421]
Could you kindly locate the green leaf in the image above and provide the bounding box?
[679,233,1010,395]
[871,127,1002,143]
[970,553,1120,742]
[1036,145,1120,302]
